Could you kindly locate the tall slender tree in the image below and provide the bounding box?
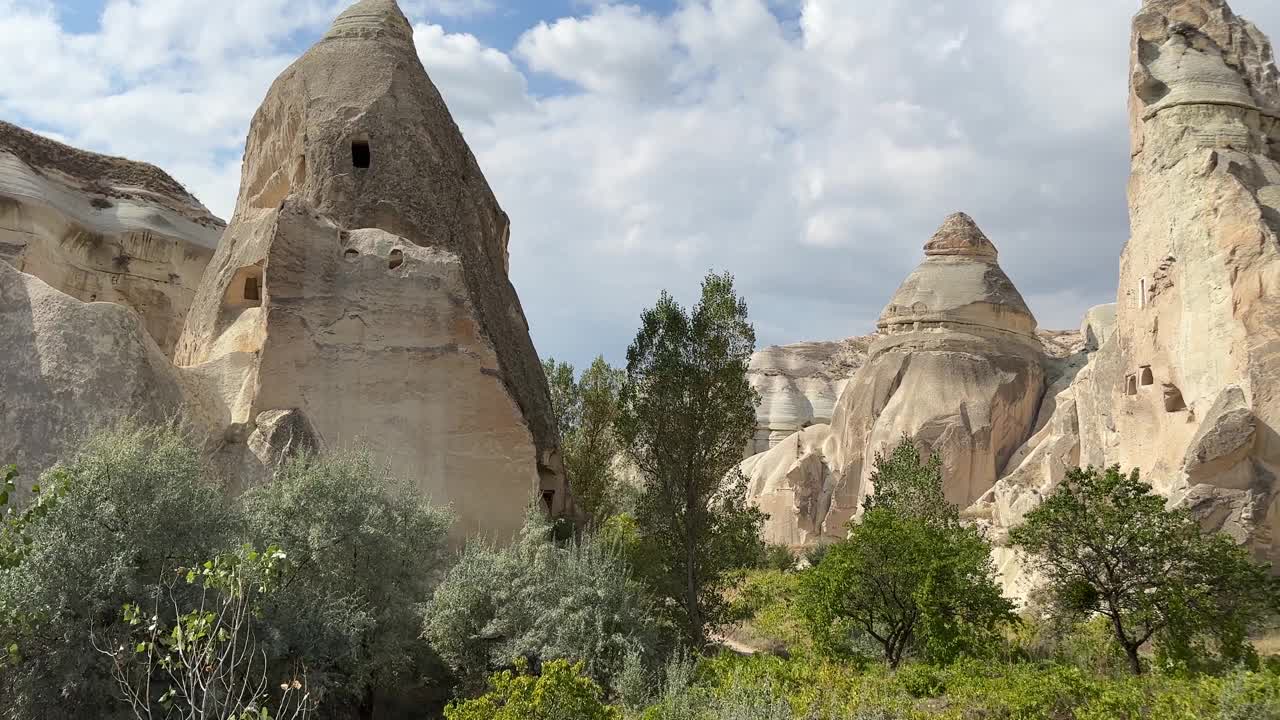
[616,271,765,648]
[541,357,626,524]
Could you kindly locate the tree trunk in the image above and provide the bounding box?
[1124,644,1143,676]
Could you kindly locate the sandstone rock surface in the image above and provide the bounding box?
[972,0,1280,596]
[0,260,188,494]
[175,0,564,540]
[743,214,1047,546]
[746,336,873,457]
[0,121,223,355]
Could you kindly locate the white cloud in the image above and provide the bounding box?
[402,0,496,18]
[413,23,533,124]
[515,5,677,98]
[3,0,1280,368]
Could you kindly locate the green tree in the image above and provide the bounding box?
[616,271,766,649]
[542,357,628,524]
[0,426,236,720]
[798,440,1013,667]
[543,358,582,442]
[443,659,619,720]
[567,357,626,523]
[1009,465,1280,675]
[239,450,453,717]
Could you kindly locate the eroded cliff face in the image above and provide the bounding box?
[746,337,874,458]
[0,121,223,355]
[175,0,564,540]
[0,260,188,496]
[743,214,1049,547]
[971,0,1280,597]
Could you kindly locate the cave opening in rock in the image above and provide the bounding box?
[351,139,371,169]
[389,248,403,270]
[243,276,260,302]
[1126,375,1138,396]
[1141,366,1154,386]
[541,490,555,513]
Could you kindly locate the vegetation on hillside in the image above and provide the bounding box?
[4,270,1280,718]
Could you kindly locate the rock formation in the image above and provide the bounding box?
[1,0,565,542]
[0,121,223,355]
[743,214,1047,546]
[746,336,873,457]
[969,0,1280,597]
[174,0,564,540]
[0,260,188,497]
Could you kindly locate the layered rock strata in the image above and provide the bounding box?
[746,336,873,457]
[743,214,1047,546]
[1,0,564,542]
[0,121,223,355]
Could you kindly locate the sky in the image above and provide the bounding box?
[4,0,1280,370]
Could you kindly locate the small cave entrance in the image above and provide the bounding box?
[1126,374,1138,396]
[351,138,371,169]
[1163,384,1187,413]
[389,248,403,270]
[1140,366,1154,387]
[541,490,556,514]
[224,264,264,309]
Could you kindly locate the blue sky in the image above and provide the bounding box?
[5,0,1280,369]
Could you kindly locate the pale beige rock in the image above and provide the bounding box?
[1080,304,1117,351]
[973,0,1280,597]
[746,336,873,457]
[0,260,188,494]
[175,0,565,540]
[0,121,223,355]
[744,214,1047,545]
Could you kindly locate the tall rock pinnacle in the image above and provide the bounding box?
[879,213,1036,337]
[176,0,567,539]
[741,213,1045,546]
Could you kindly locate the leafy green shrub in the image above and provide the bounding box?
[103,545,314,720]
[759,544,797,572]
[424,508,663,694]
[1218,671,1280,720]
[0,425,236,720]
[804,543,831,568]
[444,659,619,720]
[728,569,808,655]
[896,664,946,699]
[240,449,453,714]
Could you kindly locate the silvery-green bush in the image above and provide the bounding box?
[240,449,453,715]
[423,508,663,694]
[0,425,236,720]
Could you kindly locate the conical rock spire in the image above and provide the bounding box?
[924,212,998,259]
[879,212,1036,336]
[325,0,413,43]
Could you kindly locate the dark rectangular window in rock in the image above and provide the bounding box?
[244,276,260,302]
[352,140,371,169]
